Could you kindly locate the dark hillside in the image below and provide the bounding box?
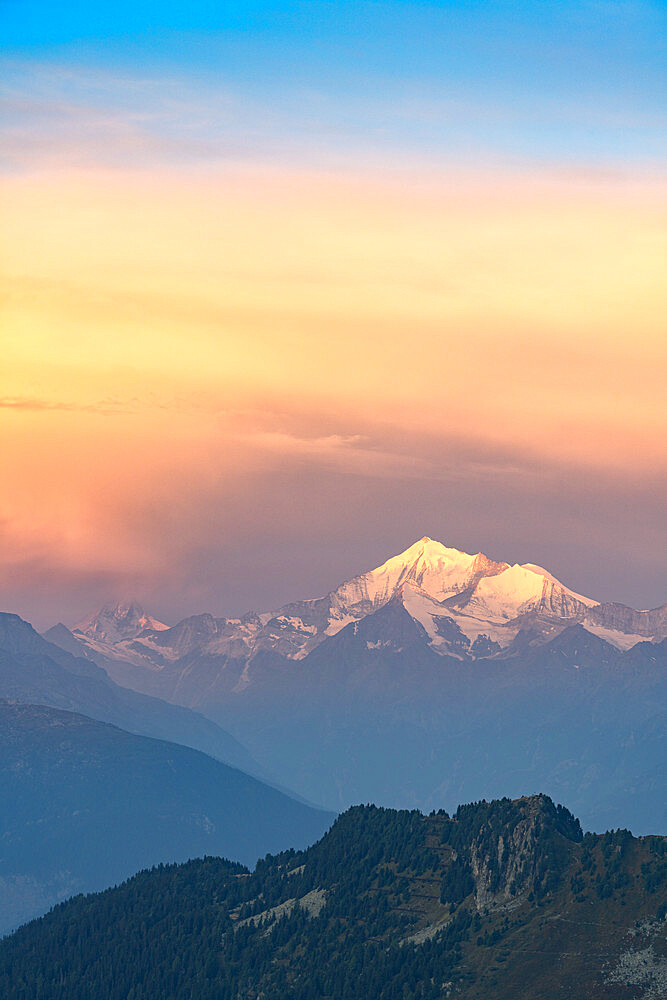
[1,795,664,999]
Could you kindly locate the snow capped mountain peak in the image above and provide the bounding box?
[463,564,551,623]
[321,537,509,638]
[316,538,606,655]
[74,601,169,644]
[356,536,497,599]
[381,536,474,572]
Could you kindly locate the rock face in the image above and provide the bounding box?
[585,601,667,638]
[462,795,583,910]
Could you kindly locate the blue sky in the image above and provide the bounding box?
[2,1,666,171]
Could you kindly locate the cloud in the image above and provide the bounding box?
[4,165,665,471]
[236,430,433,479]
[2,384,665,632]
[0,396,133,414]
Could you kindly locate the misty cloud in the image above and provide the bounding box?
[2,406,664,631]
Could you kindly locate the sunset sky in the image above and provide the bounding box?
[2,1,666,628]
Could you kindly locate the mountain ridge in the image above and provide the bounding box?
[2,793,665,999]
[63,537,666,675]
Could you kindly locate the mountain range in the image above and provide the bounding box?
[45,537,666,833]
[57,538,666,674]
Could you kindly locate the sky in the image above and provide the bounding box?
[1,1,666,628]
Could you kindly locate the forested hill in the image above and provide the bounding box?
[2,795,666,1000]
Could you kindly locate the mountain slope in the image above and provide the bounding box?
[2,795,665,999]
[0,701,334,936]
[0,612,259,775]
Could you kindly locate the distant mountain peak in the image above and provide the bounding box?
[339,536,508,607]
[74,601,169,644]
[383,535,475,567]
[313,537,608,656]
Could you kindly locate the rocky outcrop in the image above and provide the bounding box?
[585,602,667,640]
[457,795,583,910]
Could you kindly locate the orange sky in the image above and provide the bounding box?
[2,163,666,623]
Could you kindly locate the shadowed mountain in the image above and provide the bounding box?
[0,612,259,776]
[197,617,666,834]
[0,701,334,936]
